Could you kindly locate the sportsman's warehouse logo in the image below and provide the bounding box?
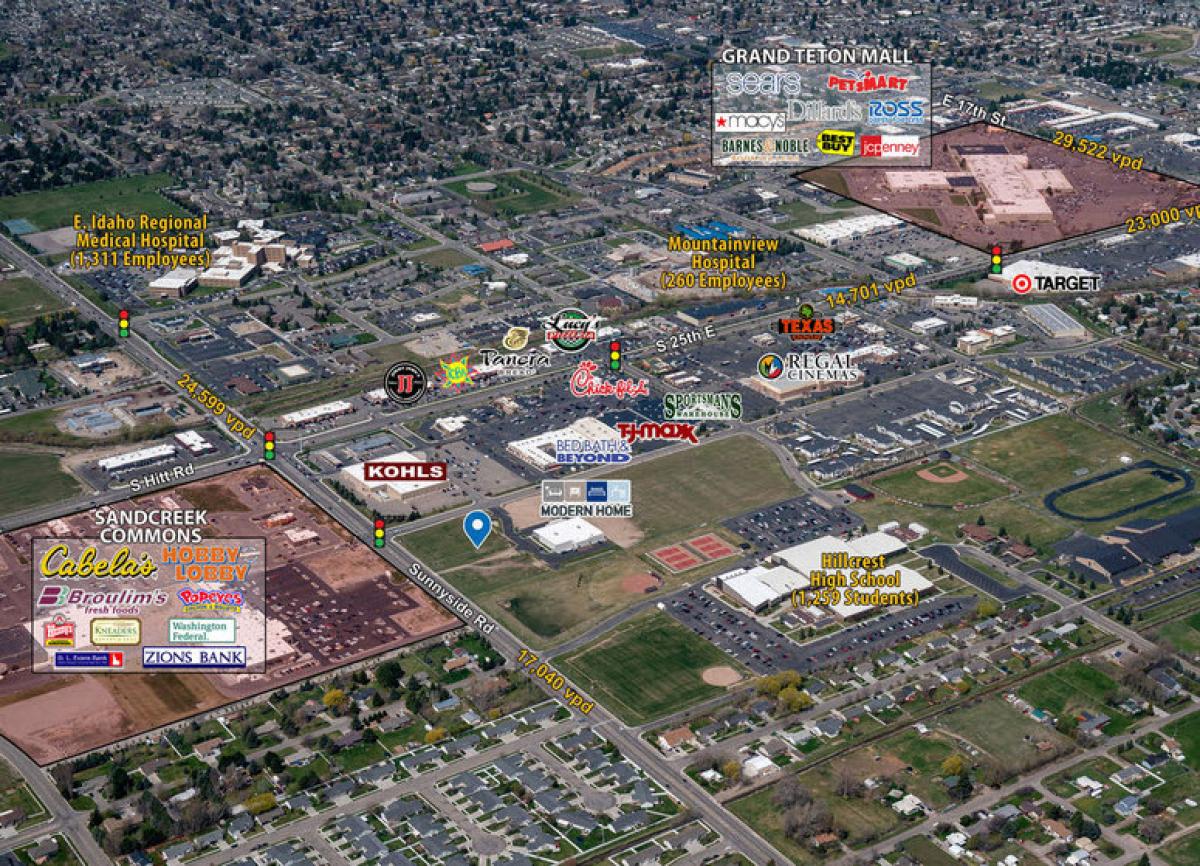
[662,392,743,421]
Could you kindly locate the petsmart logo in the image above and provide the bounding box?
[860,135,920,158]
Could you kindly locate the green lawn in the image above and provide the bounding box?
[445,173,574,217]
[0,276,64,322]
[1157,613,1200,657]
[938,697,1075,763]
[399,519,511,570]
[902,836,959,866]
[413,247,477,269]
[558,611,742,725]
[0,173,187,232]
[1161,827,1200,866]
[1017,662,1130,734]
[0,450,80,516]
[1164,711,1200,770]
[871,462,1008,507]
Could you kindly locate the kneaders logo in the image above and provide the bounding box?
[816,130,856,156]
[178,588,244,612]
[714,112,786,132]
[826,69,910,92]
[860,135,920,158]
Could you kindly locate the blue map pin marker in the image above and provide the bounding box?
[463,510,493,550]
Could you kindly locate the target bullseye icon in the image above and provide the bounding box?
[1012,273,1033,295]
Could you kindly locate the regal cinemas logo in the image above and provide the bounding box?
[714,112,786,133]
[860,135,919,158]
[826,69,910,92]
[362,461,447,482]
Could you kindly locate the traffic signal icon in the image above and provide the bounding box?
[608,340,622,372]
[264,431,275,461]
[990,246,1002,275]
[373,518,385,548]
[118,309,130,337]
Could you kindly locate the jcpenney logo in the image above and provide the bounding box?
[860,134,920,158]
[715,112,786,133]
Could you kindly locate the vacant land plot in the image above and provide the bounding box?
[558,611,739,725]
[872,461,1007,507]
[0,276,64,322]
[938,697,1074,765]
[728,787,818,866]
[1161,827,1200,866]
[607,435,799,545]
[963,414,1151,493]
[1158,613,1200,658]
[0,450,80,516]
[400,520,511,570]
[1164,711,1200,769]
[0,173,187,232]
[1017,662,1130,733]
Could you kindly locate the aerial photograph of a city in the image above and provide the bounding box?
[2,1,1200,866]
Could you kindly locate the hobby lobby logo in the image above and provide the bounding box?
[860,134,919,158]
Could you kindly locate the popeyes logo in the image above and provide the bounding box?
[569,360,649,400]
[43,615,75,647]
[826,70,909,92]
[178,588,244,611]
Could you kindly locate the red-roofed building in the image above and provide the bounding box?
[479,238,515,253]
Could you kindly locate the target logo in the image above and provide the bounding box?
[1011,273,1033,295]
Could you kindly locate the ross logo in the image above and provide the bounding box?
[816,130,856,156]
[860,135,920,158]
[37,585,66,607]
[826,70,910,93]
[478,348,551,377]
[758,354,785,379]
[555,437,631,465]
[569,360,649,399]
[758,353,861,383]
[615,421,699,445]
[384,361,428,405]
[787,100,864,123]
[43,614,75,647]
[867,99,926,123]
[363,462,447,482]
[778,302,836,340]
[438,355,475,391]
[714,112,787,132]
[543,308,602,353]
[662,392,743,421]
[724,70,804,97]
[178,588,244,612]
[501,327,530,351]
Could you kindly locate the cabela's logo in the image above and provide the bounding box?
[38,544,158,580]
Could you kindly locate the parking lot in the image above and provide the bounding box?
[663,588,978,676]
[722,494,863,551]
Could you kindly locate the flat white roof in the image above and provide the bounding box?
[280,400,354,425]
[98,443,176,470]
[340,450,441,498]
[532,518,606,549]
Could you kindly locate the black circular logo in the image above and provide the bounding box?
[384,362,428,405]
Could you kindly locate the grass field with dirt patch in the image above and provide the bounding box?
[558,611,740,725]
[0,276,64,322]
[937,697,1075,763]
[871,462,1008,507]
[1017,661,1131,734]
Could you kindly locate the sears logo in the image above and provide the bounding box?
[860,135,920,158]
[714,112,786,133]
[724,71,803,97]
[867,100,926,124]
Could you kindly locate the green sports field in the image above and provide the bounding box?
[0,173,189,233]
[871,461,1008,507]
[0,276,64,322]
[446,172,574,216]
[963,414,1152,494]
[1051,464,1188,519]
[558,611,742,725]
